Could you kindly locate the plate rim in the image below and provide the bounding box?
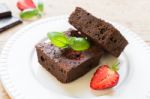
[0,15,150,99]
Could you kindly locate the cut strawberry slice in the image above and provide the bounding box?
[17,0,36,11]
[90,64,119,90]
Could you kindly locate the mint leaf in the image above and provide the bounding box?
[47,32,90,51]
[47,32,68,48]
[34,0,44,12]
[37,2,44,12]
[68,37,90,51]
[20,8,40,20]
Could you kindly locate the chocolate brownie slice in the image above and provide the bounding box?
[36,43,103,83]
[69,7,128,57]
[36,30,104,83]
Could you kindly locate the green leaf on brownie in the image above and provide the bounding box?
[47,32,68,48]
[47,32,90,51]
[69,37,90,51]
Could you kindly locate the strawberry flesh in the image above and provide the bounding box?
[90,65,119,90]
[17,0,36,11]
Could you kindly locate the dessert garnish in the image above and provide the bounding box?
[47,32,90,51]
[90,62,119,90]
[17,0,44,20]
[17,0,36,11]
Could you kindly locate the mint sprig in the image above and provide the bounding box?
[69,37,90,51]
[47,32,68,48]
[47,32,90,51]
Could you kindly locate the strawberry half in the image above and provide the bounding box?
[17,0,36,11]
[90,63,119,90]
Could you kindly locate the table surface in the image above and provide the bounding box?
[0,0,150,98]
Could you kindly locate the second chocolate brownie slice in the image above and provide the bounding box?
[69,7,128,57]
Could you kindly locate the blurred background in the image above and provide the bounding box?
[0,0,150,99]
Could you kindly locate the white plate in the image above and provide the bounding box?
[0,16,150,99]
